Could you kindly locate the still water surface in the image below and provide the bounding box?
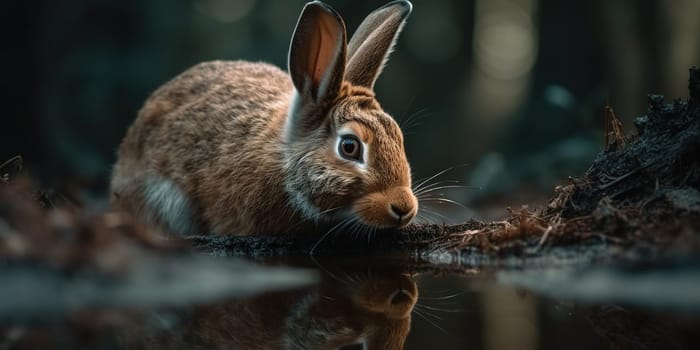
[1,254,699,349]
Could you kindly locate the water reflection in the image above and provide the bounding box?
[2,257,700,349]
[108,258,416,350]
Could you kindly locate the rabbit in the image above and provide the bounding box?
[110,0,418,236]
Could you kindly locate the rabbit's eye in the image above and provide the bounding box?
[338,135,363,162]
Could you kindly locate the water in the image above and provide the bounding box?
[1,252,699,349]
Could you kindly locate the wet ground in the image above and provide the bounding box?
[2,242,700,350]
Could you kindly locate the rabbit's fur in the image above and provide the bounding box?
[111,1,417,236]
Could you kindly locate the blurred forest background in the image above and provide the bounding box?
[2,0,699,217]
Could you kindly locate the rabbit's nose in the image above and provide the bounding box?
[392,206,415,227]
[382,186,418,227]
[388,201,416,227]
[390,204,411,217]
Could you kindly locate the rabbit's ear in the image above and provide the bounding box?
[346,1,412,89]
[289,1,347,103]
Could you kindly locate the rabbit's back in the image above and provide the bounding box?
[141,61,292,122]
[111,60,296,235]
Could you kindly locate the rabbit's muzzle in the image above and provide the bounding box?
[354,186,417,228]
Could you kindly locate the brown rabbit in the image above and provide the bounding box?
[110,1,417,236]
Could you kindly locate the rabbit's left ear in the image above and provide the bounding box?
[345,1,412,89]
[289,1,347,103]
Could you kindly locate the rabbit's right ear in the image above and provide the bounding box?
[288,1,347,104]
[346,1,412,89]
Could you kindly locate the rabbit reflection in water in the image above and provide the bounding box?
[120,267,418,350]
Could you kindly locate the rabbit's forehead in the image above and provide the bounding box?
[334,106,403,145]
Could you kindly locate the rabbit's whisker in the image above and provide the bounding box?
[418,197,468,209]
[318,206,344,215]
[415,303,466,313]
[413,305,444,320]
[412,308,448,334]
[310,216,355,255]
[418,291,465,300]
[417,208,448,224]
[412,163,470,193]
[310,255,354,286]
[284,206,345,233]
[414,214,432,224]
[413,167,457,193]
[414,183,466,197]
[400,108,431,132]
